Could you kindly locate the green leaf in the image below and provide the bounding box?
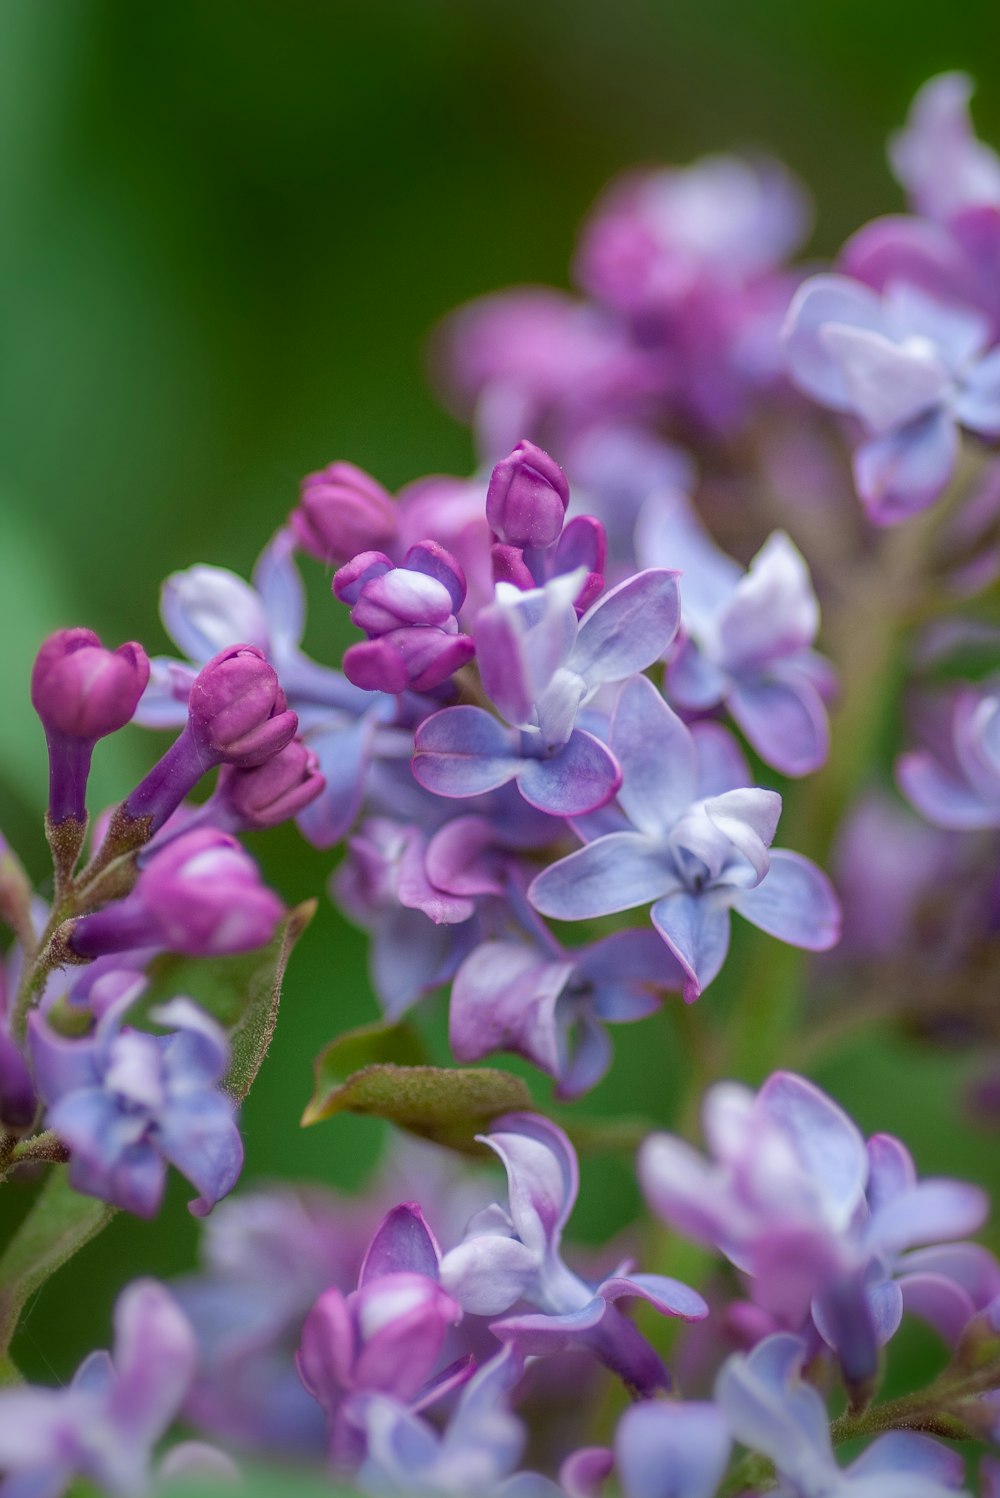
[140,901,316,1104]
[303,1016,430,1126]
[0,1167,114,1355]
[303,1058,533,1154]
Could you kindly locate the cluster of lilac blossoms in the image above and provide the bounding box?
[7,66,1000,1498]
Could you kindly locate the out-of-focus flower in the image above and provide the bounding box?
[898,679,1000,827]
[291,460,399,566]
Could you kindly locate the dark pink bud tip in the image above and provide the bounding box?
[31,629,150,741]
[291,460,398,566]
[486,440,570,550]
[221,739,325,828]
[187,645,298,766]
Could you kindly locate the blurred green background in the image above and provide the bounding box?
[2,0,999,1382]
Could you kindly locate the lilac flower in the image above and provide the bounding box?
[640,1071,990,1383]
[897,680,1000,827]
[450,926,681,1098]
[413,567,679,817]
[31,628,150,825]
[0,1278,196,1498]
[529,676,839,1002]
[29,991,243,1217]
[69,827,283,959]
[890,73,1000,224]
[297,1203,471,1469]
[291,459,399,566]
[783,274,1000,523]
[566,1400,731,1498]
[206,738,325,831]
[334,542,476,695]
[716,1333,967,1497]
[137,533,392,847]
[439,1113,707,1394]
[637,490,833,775]
[354,1344,559,1498]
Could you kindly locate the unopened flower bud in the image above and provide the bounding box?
[335,544,471,695]
[215,740,325,830]
[69,827,283,959]
[343,628,475,694]
[291,461,398,566]
[31,629,150,824]
[486,441,570,550]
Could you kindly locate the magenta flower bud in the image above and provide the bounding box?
[187,645,298,767]
[70,827,283,959]
[290,460,398,566]
[215,739,325,830]
[31,629,150,824]
[344,629,475,694]
[486,441,570,550]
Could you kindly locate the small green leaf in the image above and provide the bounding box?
[303,1017,430,1126]
[140,901,316,1104]
[0,1168,114,1355]
[303,1060,533,1154]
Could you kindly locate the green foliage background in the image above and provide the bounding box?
[1,0,998,1395]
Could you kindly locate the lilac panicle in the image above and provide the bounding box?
[640,1071,991,1384]
[716,1333,967,1496]
[529,675,839,1001]
[335,542,476,695]
[413,567,679,817]
[296,1203,469,1469]
[637,489,833,776]
[0,1279,197,1498]
[439,1112,707,1394]
[29,991,243,1218]
[31,628,150,824]
[124,644,298,835]
[783,274,1000,523]
[69,826,283,959]
[897,679,1000,827]
[291,459,398,566]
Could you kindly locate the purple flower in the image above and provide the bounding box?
[637,490,833,775]
[0,1279,197,1498]
[439,1113,707,1395]
[529,676,839,1002]
[69,827,283,959]
[31,628,150,824]
[640,1071,990,1383]
[716,1333,967,1497]
[335,542,476,695]
[207,738,325,831]
[136,535,392,848]
[29,991,243,1217]
[413,567,679,818]
[353,1344,557,1498]
[297,1204,470,1470]
[783,274,1000,523]
[575,1400,730,1498]
[450,926,680,1098]
[890,73,1000,224]
[898,680,1000,827]
[487,441,570,550]
[291,459,399,566]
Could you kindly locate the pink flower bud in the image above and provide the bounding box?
[31,629,150,742]
[218,739,324,829]
[187,646,298,767]
[486,441,570,549]
[291,461,398,566]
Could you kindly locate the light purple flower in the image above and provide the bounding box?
[581,1400,731,1498]
[783,274,1000,523]
[450,926,681,1098]
[136,533,391,847]
[898,680,1000,827]
[413,567,679,818]
[69,826,283,960]
[353,1344,558,1498]
[335,542,476,695]
[297,1203,470,1470]
[890,73,1000,224]
[637,490,833,775]
[29,992,243,1218]
[439,1113,707,1394]
[0,1279,196,1498]
[31,628,150,825]
[640,1071,990,1382]
[529,676,839,1001]
[716,1333,967,1497]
